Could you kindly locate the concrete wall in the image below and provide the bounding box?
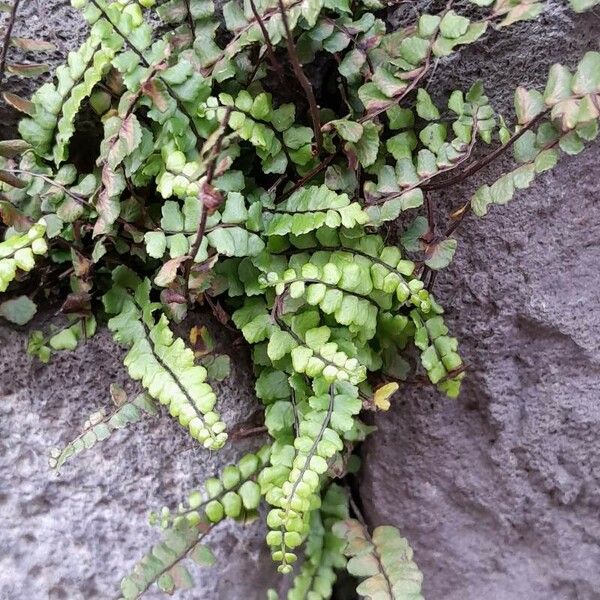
[1,1,599,599]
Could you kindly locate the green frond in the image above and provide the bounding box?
[150,445,271,528]
[103,268,227,449]
[333,519,424,600]
[471,51,600,217]
[412,311,464,398]
[49,391,158,472]
[262,379,361,572]
[283,484,349,599]
[119,521,216,599]
[262,185,368,236]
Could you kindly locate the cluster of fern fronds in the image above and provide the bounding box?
[0,0,599,597]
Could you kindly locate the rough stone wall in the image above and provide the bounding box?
[1,1,599,599]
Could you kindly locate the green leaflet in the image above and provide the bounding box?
[262,379,361,572]
[49,391,158,473]
[263,185,368,236]
[28,316,98,363]
[0,219,47,293]
[0,295,37,325]
[150,445,271,529]
[333,519,424,600]
[102,268,227,449]
[569,0,600,11]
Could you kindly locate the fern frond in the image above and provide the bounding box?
[19,22,122,162]
[285,484,349,600]
[333,519,424,600]
[49,391,158,472]
[412,310,464,398]
[262,379,361,572]
[471,52,600,216]
[150,445,271,529]
[119,521,216,599]
[102,267,227,450]
[28,316,98,363]
[262,185,368,236]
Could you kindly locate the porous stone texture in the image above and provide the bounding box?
[360,3,600,600]
[1,1,600,600]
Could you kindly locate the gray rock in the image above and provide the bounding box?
[0,317,281,600]
[360,4,600,600]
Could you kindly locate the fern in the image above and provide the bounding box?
[262,185,368,236]
[28,316,98,363]
[471,54,600,216]
[0,218,46,292]
[102,266,227,449]
[1,0,599,596]
[18,22,122,162]
[269,484,349,599]
[333,519,424,600]
[150,445,271,529]
[49,388,158,472]
[119,521,216,599]
[120,446,270,596]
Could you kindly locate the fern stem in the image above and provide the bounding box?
[0,0,21,88]
[277,0,323,154]
[184,108,232,298]
[274,154,334,204]
[248,0,285,80]
[278,385,334,569]
[182,0,196,40]
[278,278,381,307]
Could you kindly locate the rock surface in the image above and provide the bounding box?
[1,1,599,600]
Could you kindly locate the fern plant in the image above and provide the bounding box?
[0,0,599,597]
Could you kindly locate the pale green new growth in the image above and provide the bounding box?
[103,267,227,450]
[0,219,46,292]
